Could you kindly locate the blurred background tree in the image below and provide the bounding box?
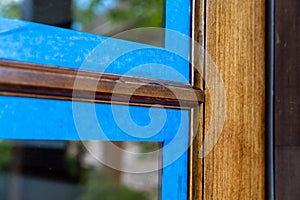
[72,0,163,36]
[1,0,163,34]
[0,0,21,18]
[76,169,149,200]
[0,141,12,171]
[107,0,163,28]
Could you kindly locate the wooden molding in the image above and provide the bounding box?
[0,59,204,109]
[190,0,205,199]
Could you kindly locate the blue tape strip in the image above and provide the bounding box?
[0,95,188,142]
[0,1,191,199]
[163,1,190,199]
[0,17,190,82]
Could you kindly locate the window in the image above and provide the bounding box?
[0,0,203,199]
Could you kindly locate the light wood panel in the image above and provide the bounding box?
[201,0,265,199]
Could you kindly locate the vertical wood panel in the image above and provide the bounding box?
[275,147,300,200]
[274,0,300,199]
[202,0,265,199]
[274,0,300,146]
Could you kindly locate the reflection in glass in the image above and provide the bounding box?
[0,2,164,198]
[0,0,163,45]
[0,140,161,200]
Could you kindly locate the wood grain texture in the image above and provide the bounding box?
[190,0,205,200]
[0,59,204,109]
[202,0,265,199]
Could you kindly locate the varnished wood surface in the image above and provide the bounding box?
[274,0,300,146]
[275,0,300,199]
[200,0,266,199]
[0,59,204,109]
[275,147,300,200]
[190,0,205,199]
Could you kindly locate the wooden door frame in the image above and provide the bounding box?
[190,0,266,199]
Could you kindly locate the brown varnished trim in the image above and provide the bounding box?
[0,59,204,109]
[190,0,205,199]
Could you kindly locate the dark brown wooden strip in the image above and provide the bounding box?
[275,147,300,200]
[0,59,204,109]
[274,0,300,200]
[275,0,300,146]
[190,0,205,199]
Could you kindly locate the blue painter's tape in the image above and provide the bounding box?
[162,152,188,200]
[163,1,190,199]
[0,18,104,69]
[0,1,191,199]
[0,95,188,142]
[0,17,190,82]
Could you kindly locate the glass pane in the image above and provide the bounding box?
[0,0,190,82]
[0,140,161,200]
[0,0,163,45]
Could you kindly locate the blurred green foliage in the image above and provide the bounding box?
[72,0,102,28]
[139,142,160,153]
[1,0,163,31]
[0,1,21,19]
[0,141,12,171]
[72,0,163,30]
[77,169,149,200]
[107,0,163,28]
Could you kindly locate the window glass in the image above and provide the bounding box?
[0,140,161,200]
[0,0,163,46]
[0,1,191,199]
[0,0,190,82]
[0,87,189,200]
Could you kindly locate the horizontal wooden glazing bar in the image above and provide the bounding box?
[0,59,204,109]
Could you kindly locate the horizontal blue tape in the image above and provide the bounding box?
[0,95,189,142]
[0,1,191,199]
[0,17,190,82]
